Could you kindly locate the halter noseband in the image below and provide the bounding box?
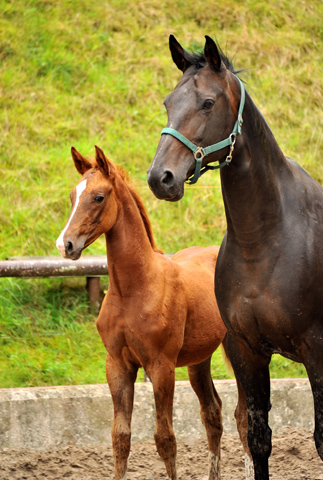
[160,75,245,185]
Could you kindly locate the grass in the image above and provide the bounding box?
[0,275,307,388]
[0,0,321,387]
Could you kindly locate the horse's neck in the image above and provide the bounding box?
[221,92,288,248]
[105,178,157,296]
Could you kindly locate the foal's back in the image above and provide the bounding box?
[172,244,219,269]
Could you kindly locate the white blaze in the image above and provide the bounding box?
[56,179,87,256]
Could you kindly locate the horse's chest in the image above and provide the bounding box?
[220,285,291,346]
[227,292,272,329]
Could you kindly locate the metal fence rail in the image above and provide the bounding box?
[0,254,173,310]
[0,255,109,310]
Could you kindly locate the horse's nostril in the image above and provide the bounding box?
[161,170,175,187]
[66,241,73,253]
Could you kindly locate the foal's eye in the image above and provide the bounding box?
[94,195,104,203]
[202,99,215,110]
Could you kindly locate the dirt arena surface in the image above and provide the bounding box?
[0,427,322,480]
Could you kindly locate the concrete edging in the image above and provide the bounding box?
[0,378,312,450]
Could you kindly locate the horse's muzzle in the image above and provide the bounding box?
[147,167,184,201]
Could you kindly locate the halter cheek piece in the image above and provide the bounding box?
[160,75,246,185]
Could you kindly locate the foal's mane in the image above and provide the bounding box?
[107,163,163,255]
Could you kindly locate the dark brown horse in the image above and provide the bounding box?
[147,35,323,480]
[56,146,248,480]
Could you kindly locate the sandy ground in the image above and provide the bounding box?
[0,427,322,479]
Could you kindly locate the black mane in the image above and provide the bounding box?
[183,46,238,75]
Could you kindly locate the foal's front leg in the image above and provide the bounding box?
[106,353,138,480]
[148,357,177,480]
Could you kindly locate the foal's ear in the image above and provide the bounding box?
[71,147,92,175]
[204,35,222,72]
[95,145,112,176]
[169,35,192,72]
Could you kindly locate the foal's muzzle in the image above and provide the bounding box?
[56,237,84,260]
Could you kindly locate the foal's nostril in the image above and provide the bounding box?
[66,241,73,253]
[161,170,175,188]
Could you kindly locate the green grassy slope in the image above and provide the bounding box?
[1,0,322,386]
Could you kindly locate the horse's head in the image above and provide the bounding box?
[147,35,242,201]
[56,146,118,260]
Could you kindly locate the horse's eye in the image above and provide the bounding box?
[202,99,215,110]
[94,195,104,203]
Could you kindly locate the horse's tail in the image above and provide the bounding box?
[221,334,234,376]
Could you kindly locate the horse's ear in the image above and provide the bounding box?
[204,35,222,72]
[169,35,192,72]
[95,145,112,176]
[71,147,92,175]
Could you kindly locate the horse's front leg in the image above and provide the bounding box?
[106,353,138,480]
[226,333,272,480]
[188,357,222,480]
[148,356,177,480]
[303,338,323,462]
[222,336,255,480]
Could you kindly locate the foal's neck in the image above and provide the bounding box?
[220,90,289,249]
[105,176,158,296]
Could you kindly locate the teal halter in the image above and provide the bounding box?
[161,75,245,184]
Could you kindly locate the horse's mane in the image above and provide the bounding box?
[183,44,240,75]
[114,164,164,255]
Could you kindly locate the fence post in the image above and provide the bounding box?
[86,277,101,312]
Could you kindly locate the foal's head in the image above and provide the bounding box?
[147,35,242,201]
[56,146,119,260]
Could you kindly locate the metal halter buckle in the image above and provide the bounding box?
[225,135,236,164]
[193,147,205,161]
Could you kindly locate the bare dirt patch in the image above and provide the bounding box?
[0,427,322,479]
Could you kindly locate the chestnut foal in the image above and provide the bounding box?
[56,146,245,480]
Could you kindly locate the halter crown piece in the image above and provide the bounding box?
[161,75,246,184]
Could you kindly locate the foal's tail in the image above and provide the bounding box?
[221,334,234,376]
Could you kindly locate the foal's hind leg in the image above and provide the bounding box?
[234,378,255,480]
[106,353,138,480]
[188,357,222,480]
[148,356,177,480]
